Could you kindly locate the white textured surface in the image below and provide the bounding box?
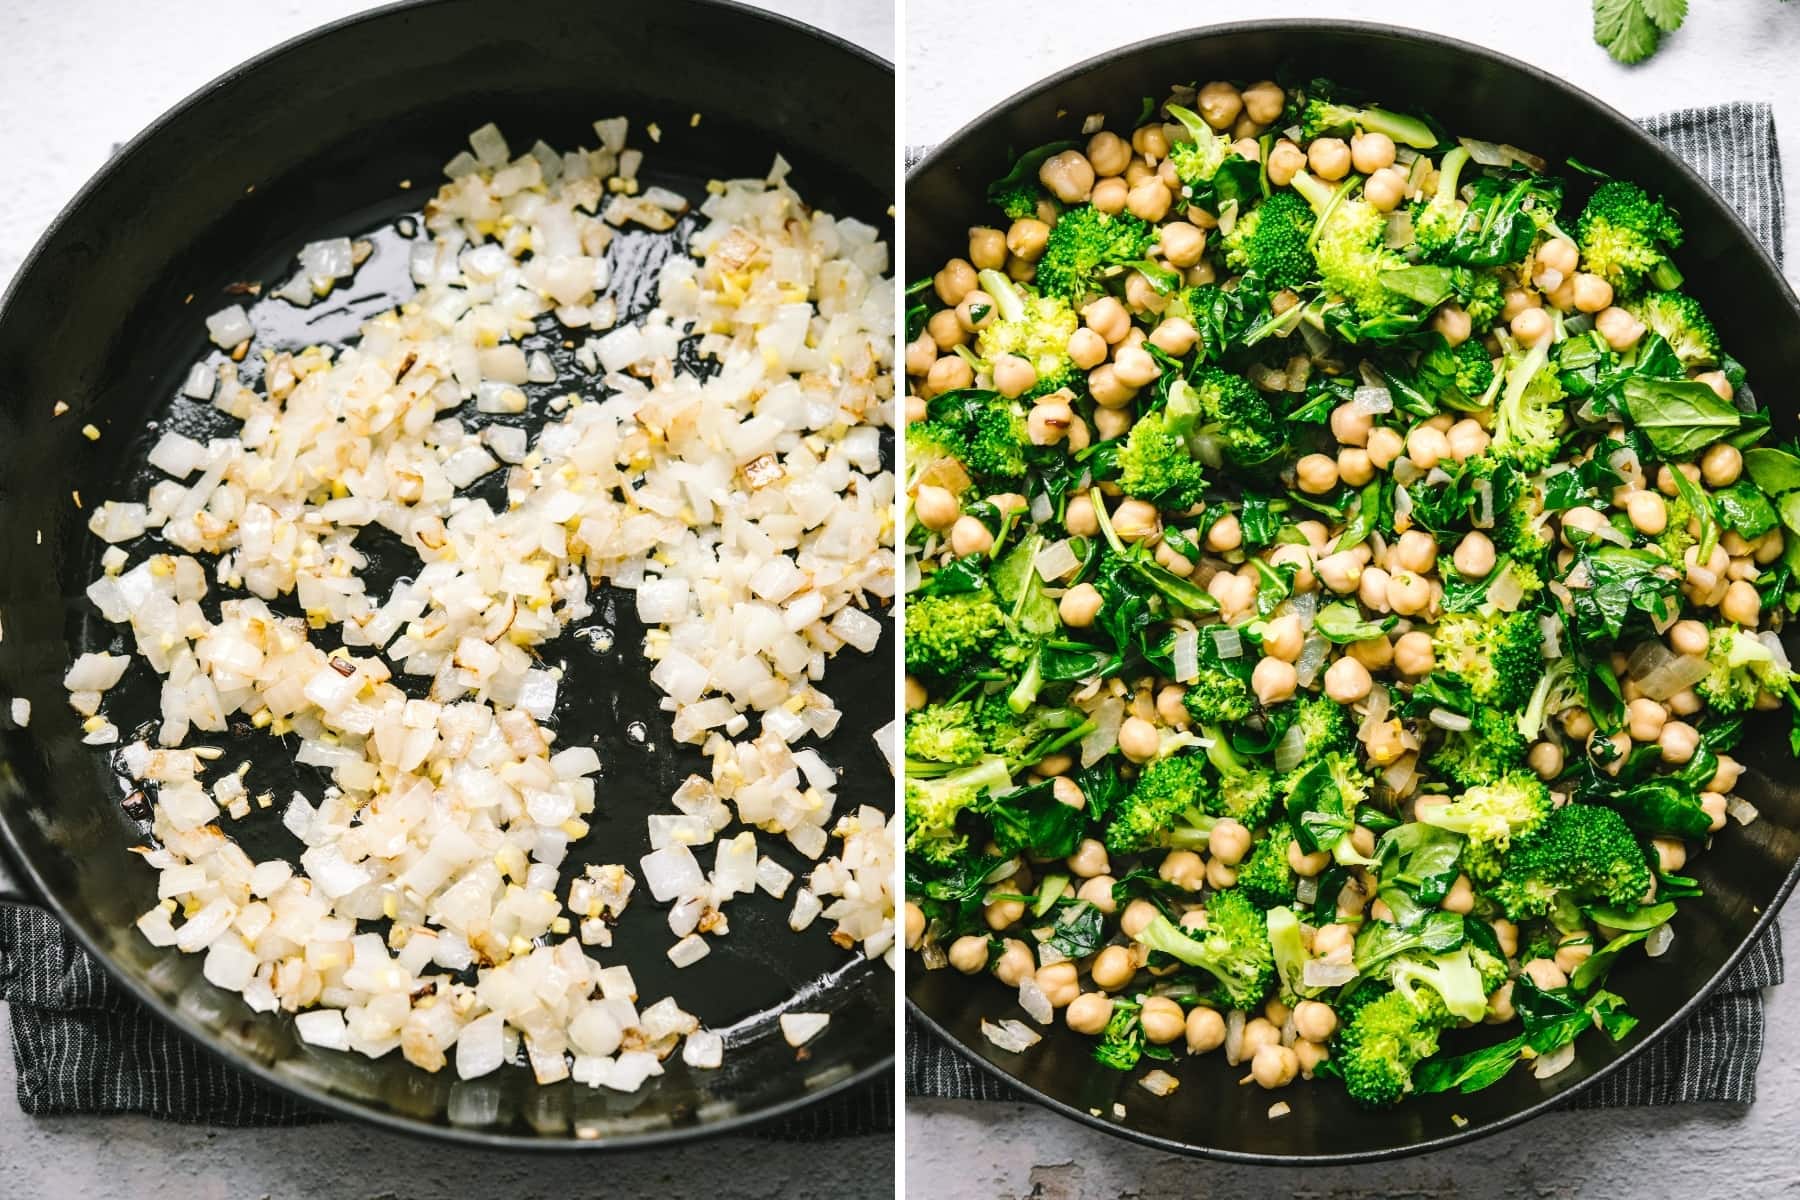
[906,1,1800,1192]
[0,1,892,1194]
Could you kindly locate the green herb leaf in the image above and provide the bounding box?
[1640,0,1687,34]
[1594,0,1664,64]
[1621,376,1742,457]
[1744,446,1800,495]
[1314,602,1398,644]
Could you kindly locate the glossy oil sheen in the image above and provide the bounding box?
[0,0,893,1148]
[907,19,1800,1163]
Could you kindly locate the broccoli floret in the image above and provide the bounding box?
[1105,753,1214,854]
[1417,335,1497,410]
[1118,409,1208,510]
[1460,269,1505,329]
[906,695,1090,775]
[1433,609,1544,709]
[1575,180,1684,295]
[1181,663,1257,726]
[1092,999,1145,1071]
[1237,826,1298,909]
[1290,170,1411,321]
[1487,476,1554,567]
[992,180,1045,223]
[904,758,1013,866]
[1627,290,1721,369]
[1220,191,1317,290]
[1417,771,1554,884]
[1428,706,1530,789]
[1133,892,1275,1011]
[1266,905,1320,1002]
[1386,945,1494,1025]
[1489,342,1567,471]
[1336,987,1443,1106]
[1165,104,1239,189]
[1192,365,1284,469]
[1656,492,1698,564]
[904,588,1015,679]
[1410,146,1473,259]
[1695,625,1798,714]
[1298,99,1438,150]
[1034,206,1156,302]
[1202,727,1282,828]
[1281,693,1359,760]
[1488,802,1654,920]
[973,270,1081,399]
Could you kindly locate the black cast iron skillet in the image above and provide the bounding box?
[0,0,893,1148]
[908,19,1800,1163]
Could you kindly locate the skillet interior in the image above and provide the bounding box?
[0,0,894,1147]
[906,18,1800,1163]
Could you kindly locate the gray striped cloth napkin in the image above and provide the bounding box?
[907,101,1789,1108]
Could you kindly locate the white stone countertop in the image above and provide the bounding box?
[0,1,893,1196]
[907,1,1800,1195]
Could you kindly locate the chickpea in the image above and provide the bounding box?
[1076,874,1118,913]
[1140,996,1186,1045]
[927,307,967,350]
[1126,177,1173,222]
[966,226,1008,272]
[1112,499,1160,542]
[1085,130,1132,178]
[1596,305,1646,352]
[1511,305,1553,348]
[1266,139,1308,187]
[1260,613,1305,662]
[1644,836,1689,878]
[1669,688,1701,717]
[1208,569,1255,616]
[1159,849,1205,891]
[933,258,977,306]
[1288,840,1332,879]
[1065,493,1099,537]
[1251,1043,1300,1090]
[1039,150,1096,204]
[981,353,1034,400]
[1359,565,1393,613]
[1235,1019,1279,1064]
[1059,333,1104,378]
[1445,418,1490,464]
[1325,655,1374,703]
[949,515,995,558]
[1406,424,1450,471]
[1658,720,1700,764]
[1347,634,1394,673]
[1308,550,1359,596]
[914,485,960,531]
[1702,442,1744,488]
[1521,741,1562,782]
[1116,902,1159,943]
[1087,175,1127,216]
[1149,317,1199,357]
[1451,530,1496,580]
[1186,1006,1227,1053]
[1090,944,1136,991]
[1387,571,1432,616]
[1117,715,1161,764]
[1087,364,1137,409]
[1294,453,1340,495]
[1694,370,1734,401]
[1545,274,1578,312]
[1394,529,1439,575]
[1479,980,1516,1025]
[985,893,1024,931]
[904,332,938,377]
[1537,237,1579,276]
[1253,655,1299,705]
[1522,958,1568,990]
[1269,543,1317,593]
[1366,426,1405,470]
[1326,402,1373,449]
[1560,505,1607,547]
[1150,683,1188,728]
[1571,272,1614,313]
[1206,513,1243,552]
[1308,139,1351,181]
[1502,288,1541,322]
[1151,226,1209,277]
[1203,856,1237,891]
[902,903,928,953]
[1007,218,1050,261]
[926,354,973,393]
[1082,295,1130,343]
[1562,707,1597,740]
[1626,696,1669,743]
[1710,754,1745,794]
[1209,818,1253,866]
[985,938,1033,987]
[1722,579,1762,626]
[1617,488,1669,537]
[1046,778,1085,815]
[1548,936,1593,979]
[904,676,929,714]
[1197,80,1244,130]
[1701,791,1729,832]
[1363,167,1406,213]
[1665,619,1708,657]
[1431,302,1474,347]
[1112,344,1160,388]
[1291,1000,1338,1043]
[1064,991,1114,1035]
[1036,961,1081,1008]
[1436,873,1475,915]
[948,935,989,975]
[1067,838,1112,880]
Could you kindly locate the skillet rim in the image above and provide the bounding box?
[903,15,1800,1165]
[0,0,896,1152]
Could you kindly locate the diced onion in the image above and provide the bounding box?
[1645,923,1675,958]
[1351,386,1393,415]
[1171,629,1200,684]
[981,1018,1042,1053]
[1531,1042,1576,1080]
[1139,1070,1180,1097]
[779,1012,829,1047]
[1484,566,1524,613]
[1081,698,1124,767]
[1018,976,1053,1025]
[1295,876,1319,906]
[1473,479,1494,529]
[1302,959,1358,989]
[1458,137,1508,166]
[1273,723,1308,774]
[1727,795,1760,826]
[1224,1009,1247,1066]
[1268,1101,1292,1119]
[1540,614,1564,659]
[1035,539,1079,582]
[1382,753,1418,798]
[1294,634,1328,689]
[1211,625,1243,659]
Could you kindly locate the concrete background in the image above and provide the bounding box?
[907,2,1800,1196]
[0,1,893,1197]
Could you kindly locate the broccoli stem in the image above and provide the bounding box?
[1089,486,1127,555]
[1649,259,1684,291]
[1433,146,1471,207]
[1349,106,1438,150]
[1290,172,1360,247]
[1497,339,1551,430]
[976,268,1025,324]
